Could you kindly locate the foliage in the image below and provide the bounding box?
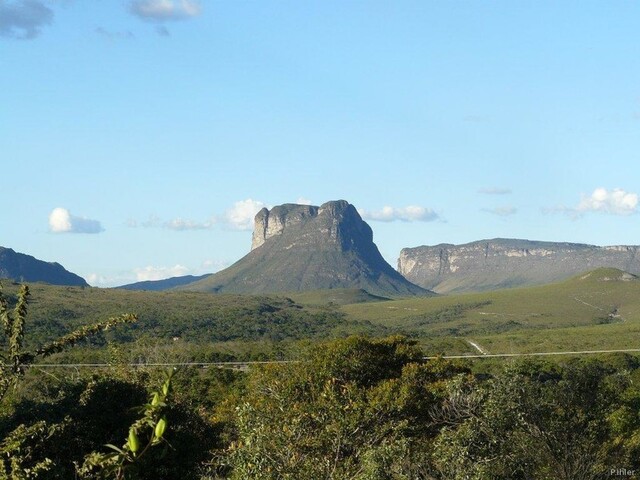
[432,359,629,480]
[0,284,136,403]
[0,284,137,479]
[0,283,355,347]
[78,369,175,479]
[221,336,468,479]
[1,281,640,478]
[0,421,60,479]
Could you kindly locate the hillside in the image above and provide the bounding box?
[117,273,212,291]
[3,267,639,359]
[183,200,428,297]
[0,282,367,349]
[398,238,640,293]
[343,267,640,354]
[0,247,88,287]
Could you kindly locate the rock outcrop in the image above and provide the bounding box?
[184,200,428,296]
[0,247,88,287]
[398,238,640,293]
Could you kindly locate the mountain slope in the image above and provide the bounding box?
[183,200,428,297]
[116,274,212,291]
[0,247,88,287]
[343,267,640,353]
[398,238,640,293]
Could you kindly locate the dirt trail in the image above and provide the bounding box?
[467,339,488,355]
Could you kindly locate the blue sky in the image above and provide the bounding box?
[2,0,640,286]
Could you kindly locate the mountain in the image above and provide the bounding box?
[0,247,88,287]
[183,200,428,297]
[398,238,640,293]
[116,274,212,291]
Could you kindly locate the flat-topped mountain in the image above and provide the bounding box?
[0,247,88,287]
[184,200,428,296]
[398,238,640,293]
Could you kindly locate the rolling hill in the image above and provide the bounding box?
[344,267,640,354]
[4,267,640,359]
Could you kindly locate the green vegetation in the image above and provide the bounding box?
[344,268,640,353]
[2,270,640,477]
[0,283,353,347]
[2,319,640,478]
[285,287,391,306]
[2,267,640,360]
[78,370,175,479]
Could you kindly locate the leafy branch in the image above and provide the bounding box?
[0,283,137,403]
[77,369,175,479]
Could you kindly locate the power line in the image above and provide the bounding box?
[21,360,298,369]
[425,348,640,360]
[12,348,640,369]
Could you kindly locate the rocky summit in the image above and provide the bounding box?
[398,238,640,293]
[0,247,88,287]
[184,200,427,296]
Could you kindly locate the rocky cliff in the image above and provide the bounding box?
[0,247,88,287]
[398,238,640,293]
[184,200,428,296]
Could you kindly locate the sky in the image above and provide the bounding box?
[2,0,640,287]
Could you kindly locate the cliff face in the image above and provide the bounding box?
[0,247,88,287]
[251,204,319,250]
[398,238,640,293]
[250,201,375,253]
[185,200,427,296]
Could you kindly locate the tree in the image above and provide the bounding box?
[432,359,621,480]
[222,336,468,479]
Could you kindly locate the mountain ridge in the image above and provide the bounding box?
[0,247,88,287]
[398,238,640,293]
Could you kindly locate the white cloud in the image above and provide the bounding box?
[127,199,269,232]
[224,198,267,230]
[86,272,127,287]
[478,187,512,195]
[201,258,228,272]
[127,215,212,230]
[544,188,639,218]
[48,207,104,234]
[129,0,201,21]
[164,217,213,231]
[0,0,53,40]
[126,215,161,228]
[296,197,312,205]
[359,205,439,223]
[134,264,190,282]
[482,206,517,217]
[576,187,638,215]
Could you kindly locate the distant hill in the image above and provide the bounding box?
[398,238,640,293]
[16,266,638,356]
[0,247,88,287]
[183,200,429,297]
[343,267,640,354]
[116,274,212,291]
[286,288,391,306]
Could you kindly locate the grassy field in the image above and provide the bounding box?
[2,267,639,360]
[342,268,640,355]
